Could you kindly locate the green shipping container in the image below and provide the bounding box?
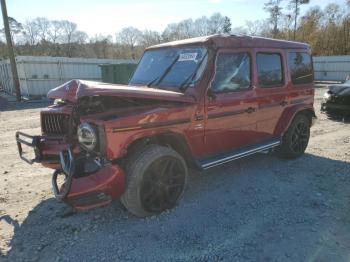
[99,63,137,85]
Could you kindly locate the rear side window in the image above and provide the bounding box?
[288,52,313,85]
[257,53,283,87]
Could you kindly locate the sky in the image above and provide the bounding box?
[2,0,348,37]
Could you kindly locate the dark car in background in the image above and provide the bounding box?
[321,80,350,116]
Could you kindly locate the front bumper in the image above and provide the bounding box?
[15,132,42,164]
[55,147,125,210]
[16,132,125,210]
[321,101,350,114]
[15,132,76,169]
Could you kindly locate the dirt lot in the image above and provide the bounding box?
[1,87,350,261]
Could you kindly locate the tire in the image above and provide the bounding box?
[278,114,311,159]
[120,144,188,217]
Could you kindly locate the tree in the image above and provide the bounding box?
[23,19,39,45]
[116,27,142,59]
[88,34,113,58]
[264,0,283,37]
[162,13,231,41]
[222,16,232,33]
[279,14,294,39]
[245,20,266,35]
[8,17,23,35]
[162,23,181,41]
[140,30,161,48]
[289,0,310,40]
[324,3,344,24]
[59,20,87,57]
[0,16,24,43]
[34,17,50,42]
[193,16,210,36]
[61,20,77,44]
[208,13,232,34]
[48,20,64,44]
[178,19,195,38]
[297,7,323,50]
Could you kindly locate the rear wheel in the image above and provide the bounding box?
[278,114,311,159]
[120,144,188,217]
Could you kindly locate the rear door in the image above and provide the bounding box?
[253,49,289,140]
[286,50,314,107]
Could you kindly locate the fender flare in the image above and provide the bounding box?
[274,104,316,137]
[113,129,201,169]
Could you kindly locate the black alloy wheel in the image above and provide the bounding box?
[120,144,188,217]
[278,114,311,159]
[290,120,310,154]
[140,156,186,213]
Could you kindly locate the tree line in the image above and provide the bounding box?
[241,0,350,56]
[0,13,231,59]
[0,0,349,60]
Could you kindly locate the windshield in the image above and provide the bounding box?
[129,46,208,90]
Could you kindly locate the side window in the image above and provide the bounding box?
[257,53,283,87]
[289,52,313,85]
[211,52,251,93]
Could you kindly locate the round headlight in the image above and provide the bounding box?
[77,123,97,151]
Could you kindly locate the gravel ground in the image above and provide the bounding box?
[1,87,350,262]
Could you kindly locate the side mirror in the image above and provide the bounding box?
[207,88,216,100]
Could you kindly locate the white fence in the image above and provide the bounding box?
[313,55,350,82]
[0,56,137,99]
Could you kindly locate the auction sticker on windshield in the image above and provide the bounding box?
[179,53,198,61]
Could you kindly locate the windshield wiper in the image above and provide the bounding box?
[146,76,159,87]
[179,51,208,92]
[147,54,180,88]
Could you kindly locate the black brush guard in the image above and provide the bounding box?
[52,147,75,201]
[16,131,75,201]
[15,131,42,164]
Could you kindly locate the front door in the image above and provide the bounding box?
[202,49,260,158]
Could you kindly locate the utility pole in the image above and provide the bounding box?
[1,0,21,101]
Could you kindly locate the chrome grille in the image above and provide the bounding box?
[41,113,69,135]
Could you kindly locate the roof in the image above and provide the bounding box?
[148,34,310,50]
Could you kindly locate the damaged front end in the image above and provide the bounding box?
[16,104,77,169]
[14,80,129,210]
[15,79,194,210]
[15,105,126,210]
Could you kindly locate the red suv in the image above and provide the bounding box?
[16,34,315,217]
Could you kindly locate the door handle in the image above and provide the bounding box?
[245,107,256,114]
[195,114,204,121]
[280,101,288,107]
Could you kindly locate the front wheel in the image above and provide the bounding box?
[120,144,188,217]
[277,114,311,159]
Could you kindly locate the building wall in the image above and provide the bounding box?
[313,56,350,82]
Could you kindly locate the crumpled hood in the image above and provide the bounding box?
[328,81,350,96]
[47,80,195,104]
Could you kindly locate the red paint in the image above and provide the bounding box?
[65,164,125,210]
[48,79,196,104]
[17,35,315,211]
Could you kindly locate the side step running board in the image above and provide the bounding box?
[199,139,281,170]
